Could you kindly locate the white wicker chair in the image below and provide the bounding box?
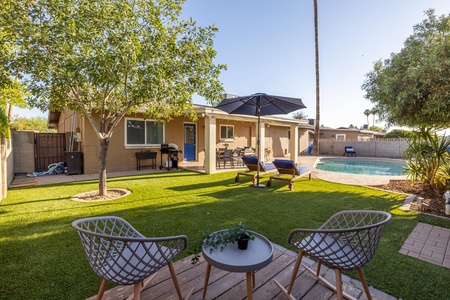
[72,216,193,300]
[274,210,391,300]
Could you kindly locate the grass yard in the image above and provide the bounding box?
[1,170,449,300]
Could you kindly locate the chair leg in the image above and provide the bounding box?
[288,251,304,294]
[315,260,322,277]
[303,264,356,300]
[334,269,343,300]
[273,250,304,299]
[357,268,372,300]
[134,283,141,300]
[168,261,184,300]
[96,279,108,300]
[125,274,157,300]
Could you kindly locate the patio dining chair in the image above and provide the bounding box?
[72,216,193,300]
[274,210,391,300]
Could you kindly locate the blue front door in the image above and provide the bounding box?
[184,124,196,161]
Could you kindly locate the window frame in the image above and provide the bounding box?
[219,125,234,141]
[124,117,165,148]
[335,133,346,141]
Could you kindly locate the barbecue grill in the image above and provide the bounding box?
[159,143,181,170]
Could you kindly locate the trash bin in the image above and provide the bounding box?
[65,151,83,175]
[444,191,450,215]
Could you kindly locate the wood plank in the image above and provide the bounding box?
[85,246,393,300]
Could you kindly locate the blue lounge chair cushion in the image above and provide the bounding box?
[242,155,275,171]
[273,159,310,175]
[261,161,276,171]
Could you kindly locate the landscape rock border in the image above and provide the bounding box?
[72,188,132,202]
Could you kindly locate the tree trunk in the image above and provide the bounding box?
[98,137,109,196]
[313,0,320,156]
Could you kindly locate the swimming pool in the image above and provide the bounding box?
[315,157,407,176]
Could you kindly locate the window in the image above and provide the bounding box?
[220,125,234,140]
[336,134,346,141]
[125,118,164,146]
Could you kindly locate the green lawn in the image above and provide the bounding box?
[1,170,449,300]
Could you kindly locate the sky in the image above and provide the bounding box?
[15,0,450,130]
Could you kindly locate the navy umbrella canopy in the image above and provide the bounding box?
[215,93,306,187]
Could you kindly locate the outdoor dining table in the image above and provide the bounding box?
[201,230,274,300]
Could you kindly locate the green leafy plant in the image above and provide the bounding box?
[404,127,450,192]
[190,222,255,264]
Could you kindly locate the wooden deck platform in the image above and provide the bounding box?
[87,244,396,300]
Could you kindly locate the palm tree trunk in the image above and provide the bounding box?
[312,0,320,156]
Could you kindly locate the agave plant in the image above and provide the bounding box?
[404,127,450,191]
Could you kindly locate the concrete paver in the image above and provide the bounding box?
[400,222,450,269]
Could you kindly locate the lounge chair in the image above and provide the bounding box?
[343,146,356,157]
[273,210,392,300]
[267,159,311,191]
[235,155,277,185]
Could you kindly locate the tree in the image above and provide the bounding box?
[384,129,411,138]
[312,0,320,156]
[10,116,55,132]
[363,109,370,126]
[348,124,358,129]
[362,10,450,129]
[3,0,225,195]
[368,126,383,132]
[0,31,28,138]
[292,111,308,120]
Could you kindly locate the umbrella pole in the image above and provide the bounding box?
[255,108,265,188]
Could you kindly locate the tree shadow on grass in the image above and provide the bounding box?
[2,171,448,300]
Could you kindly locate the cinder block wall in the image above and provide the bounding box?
[318,138,408,158]
[12,131,36,173]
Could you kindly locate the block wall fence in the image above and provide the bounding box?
[318,138,408,159]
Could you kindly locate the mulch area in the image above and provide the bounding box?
[382,180,448,218]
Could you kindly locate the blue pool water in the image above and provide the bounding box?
[315,158,407,176]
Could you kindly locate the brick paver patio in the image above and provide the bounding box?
[399,222,450,268]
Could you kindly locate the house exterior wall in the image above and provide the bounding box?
[319,129,360,140]
[52,108,309,174]
[298,128,310,155]
[215,119,252,149]
[265,125,290,158]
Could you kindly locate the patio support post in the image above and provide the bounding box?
[204,116,216,174]
[290,125,298,163]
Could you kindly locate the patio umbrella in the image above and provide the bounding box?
[215,93,306,187]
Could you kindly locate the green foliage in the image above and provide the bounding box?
[368,125,383,132]
[362,10,450,129]
[1,171,449,300]
[2,0,226,193]
[384,129,411,138]
[10,115,55,132]
[190,221,255,264]
[404,127,450,191]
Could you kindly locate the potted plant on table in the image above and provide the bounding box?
[191,222,255,264]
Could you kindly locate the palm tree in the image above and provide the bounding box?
[312,0,320,156]
[370,108,377,126]
[364,109,370,126]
